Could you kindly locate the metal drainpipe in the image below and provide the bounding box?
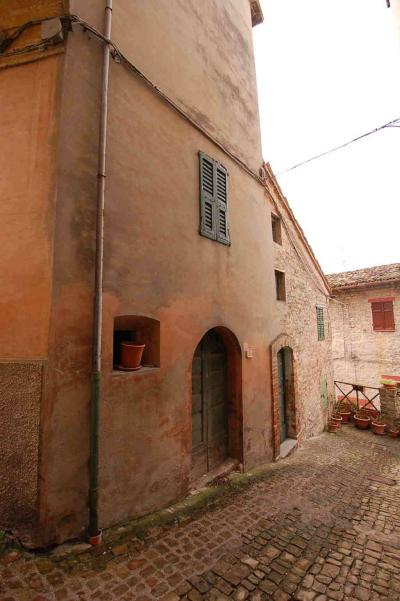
[89,0,112,543]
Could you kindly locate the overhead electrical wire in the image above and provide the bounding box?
[4,15,398,188]
[276,117,400,176]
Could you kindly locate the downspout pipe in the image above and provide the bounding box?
[89,0,112,543]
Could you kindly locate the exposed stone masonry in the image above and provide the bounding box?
[380,387,400,431]
[329,285,400,388]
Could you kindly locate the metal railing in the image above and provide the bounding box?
[334,381,380,413]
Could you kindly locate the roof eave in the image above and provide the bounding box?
[250,0,264,26]
[331,278,400,293]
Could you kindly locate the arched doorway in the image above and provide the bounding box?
[191,327,242,481]
[271,335,298,458]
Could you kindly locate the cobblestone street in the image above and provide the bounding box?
[2,427,400,601]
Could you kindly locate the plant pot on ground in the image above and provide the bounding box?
[354,412,370,430]
[389,429,399,438]
[330,414,342,427]
[360,407,380,421]
[371,419,386,436]
[119,342,145,370]
[327,421,340,433]
[335,400,351,423]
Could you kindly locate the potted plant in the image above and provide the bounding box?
[336,400,351,423]
[361,407,380,421]
[354,412,370,430]
[371,418,386,436]
[330,413,342,427]
[327,421,340,433]
[381,379,398,390]
[389,428,399,438]
[119,342,145,370]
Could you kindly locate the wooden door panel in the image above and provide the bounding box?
[208,403,227,435]
[192,412,203,447]
[208,439,228,470]
[278,349,287,442]
[191,445,207,481]
[192,392,202,415]
[205,332,228,469]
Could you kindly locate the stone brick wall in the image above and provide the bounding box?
[267,184,335,455]
[330,286,400,388]
[379,387,400,431]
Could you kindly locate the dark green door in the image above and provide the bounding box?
[191,330,228,480]
[277,349,287,442]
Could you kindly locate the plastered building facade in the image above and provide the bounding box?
[0,0,333,547]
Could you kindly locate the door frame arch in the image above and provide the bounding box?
[189,326,243,480]
[270,334,299,459]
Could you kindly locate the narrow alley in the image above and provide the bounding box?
[2,427,400,601]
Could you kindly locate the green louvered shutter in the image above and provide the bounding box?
[316,306,325,341]
[216,163,230,245]
[199,152,217,240]
[199,152,230,245]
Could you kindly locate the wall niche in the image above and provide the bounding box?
[113,315,160,370]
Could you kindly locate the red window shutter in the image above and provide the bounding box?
[383,302,395,330]
[371,302,384,330]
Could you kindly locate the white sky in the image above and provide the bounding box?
[253,0,400,274]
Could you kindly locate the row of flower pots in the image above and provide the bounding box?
[327,404,399,437]
[327,413,395,436]
[328,380,400,436]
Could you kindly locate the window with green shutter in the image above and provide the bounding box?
[199,152,230,245]
[316,306,325,341]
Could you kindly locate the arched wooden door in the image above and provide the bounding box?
[191,330,228,480]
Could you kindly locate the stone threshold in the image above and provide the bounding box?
[277,437,298,460]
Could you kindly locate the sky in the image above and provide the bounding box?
[253,0,400,274]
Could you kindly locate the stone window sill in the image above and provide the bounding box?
[111,366,160,376]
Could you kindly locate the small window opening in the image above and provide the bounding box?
[275,270,286,301]
[113,316,160,370]
[316,306,325,341]
[271,214,282,245]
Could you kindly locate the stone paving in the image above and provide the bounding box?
[2,427,400,600]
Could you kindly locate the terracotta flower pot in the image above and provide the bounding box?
[120,342,145,370]
[327,421,339,433]
[389,429,399,438]
[371,422,386,436]
[339,411,351,423]
[361,408,379,420]
[88,531,102,546]
[354,415,370,430]
[330,416,342,427]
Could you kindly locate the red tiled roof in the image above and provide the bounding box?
[327,263,400,290]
